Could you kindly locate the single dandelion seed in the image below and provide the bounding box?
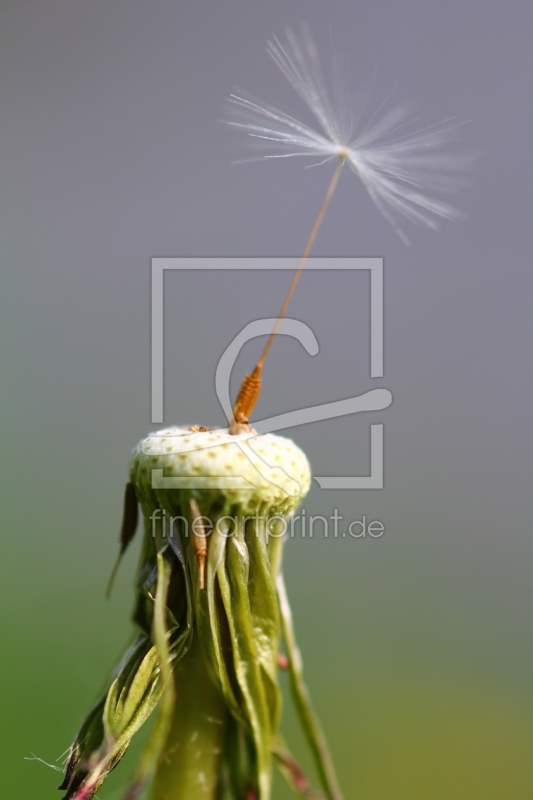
[227,25,472,432]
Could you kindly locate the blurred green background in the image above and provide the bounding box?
[1,1,532,799]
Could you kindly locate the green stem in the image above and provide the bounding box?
[149,633,228,800]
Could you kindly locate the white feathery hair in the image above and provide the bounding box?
[226,25,471,244]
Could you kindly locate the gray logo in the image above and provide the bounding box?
[150,258,391,490]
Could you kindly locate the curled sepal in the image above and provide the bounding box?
[106,482,140,598]
[277,574,344,800]
[59,550,179,800]
[273,739,326,799]
[59,637,162,799]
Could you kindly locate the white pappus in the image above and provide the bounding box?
[226,25,472,245]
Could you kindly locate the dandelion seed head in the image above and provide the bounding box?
[226,25,472,243]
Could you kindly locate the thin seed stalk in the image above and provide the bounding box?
[231,155,346,432]
[256,153,346,370]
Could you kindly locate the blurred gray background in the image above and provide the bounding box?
[1,1,532,798]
